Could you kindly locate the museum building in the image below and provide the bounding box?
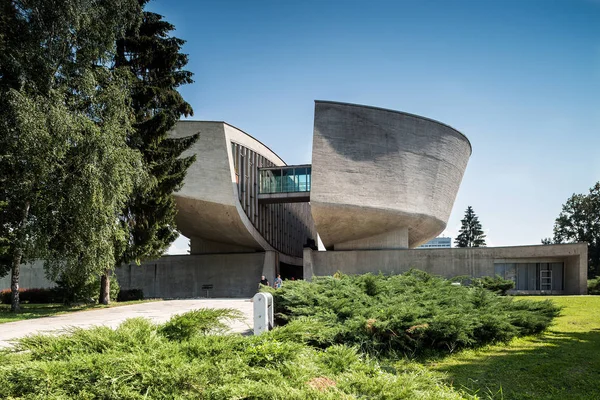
[115,101,586,296]
[2,101,587,296]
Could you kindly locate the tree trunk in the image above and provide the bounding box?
[99,269,110,305]
[11,201,30,313]
[11,251,21,313]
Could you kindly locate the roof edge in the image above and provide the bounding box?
[177,120,287,165]
[314,100,473,154]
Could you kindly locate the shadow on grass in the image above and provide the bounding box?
[432,329,600,400]
[0,304,88,323]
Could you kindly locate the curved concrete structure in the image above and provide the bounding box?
[10,102,589,297]
[172,121,316,263]
[310,101,471,250]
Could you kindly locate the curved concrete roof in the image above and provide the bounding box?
[310,101,471,249]
[314,100,472,154]
[172,121,284,252]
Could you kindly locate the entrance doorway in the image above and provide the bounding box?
[279,262,303,281]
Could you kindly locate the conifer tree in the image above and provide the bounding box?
[455,206,487,247]
[99,0,199,303]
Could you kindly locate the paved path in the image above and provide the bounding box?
[0,299,253,348]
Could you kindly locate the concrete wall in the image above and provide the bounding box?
[2,253,275,298]
[304,243,588,294]
[116,253,267,298]
[3,244,588,296]
[310,101,472,250]
[0,260,54,290]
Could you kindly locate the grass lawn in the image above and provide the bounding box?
[0,300,159,324]
[429,296,600,400]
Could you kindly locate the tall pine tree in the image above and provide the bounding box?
[99,0,199,303]
[455,206,487,247]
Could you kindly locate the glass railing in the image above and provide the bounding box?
[259,165,311,194]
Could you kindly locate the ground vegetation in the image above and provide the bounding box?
[431,296,600,399]
[266,271,558,357]
[0,272,574,399]
[0,309,471,399]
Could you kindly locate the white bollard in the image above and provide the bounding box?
[253,292,274,335]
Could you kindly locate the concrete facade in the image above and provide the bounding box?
[0,261,54,290]
[0,254,273,299]
[310,101,472,250]
[115,253,266,298]
[303,243,588,294]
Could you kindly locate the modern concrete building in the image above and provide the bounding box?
[2,101,588,295]
[114,101,587,296]
[117,121,318,297]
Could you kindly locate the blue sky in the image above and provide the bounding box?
[154,0,600,253]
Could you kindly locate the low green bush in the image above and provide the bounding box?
[0,276,121,305]
[158,308,243,341]
[588,276,600,295]
[265,270,560,356]
[117,288,144,302]
[0,288,60,304]
[471,274,515,295]
[0,312,472,399]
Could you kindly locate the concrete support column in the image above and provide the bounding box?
[262,251,277,284]
[303,247,314,282]
[565,254,587,294]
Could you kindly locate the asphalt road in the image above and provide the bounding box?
[0,299,254,348]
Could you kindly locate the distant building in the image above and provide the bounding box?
[417,237,452,249]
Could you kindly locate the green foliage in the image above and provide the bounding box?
[455,206,487,247]
[117,288,144,302]
[0,288,59,304]
[0,311,471,399]
[266,271,560,356]
[55,274,120,305]
[158,309,243,341]
[0,278,120,306]
[552,182,600,277]
[113,2,199,270]
[588,276,600,295]
[0,0,145,311]
[471,275,515,295]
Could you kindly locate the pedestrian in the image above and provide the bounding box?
[259,275,269,287]
[273,274,283,289]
